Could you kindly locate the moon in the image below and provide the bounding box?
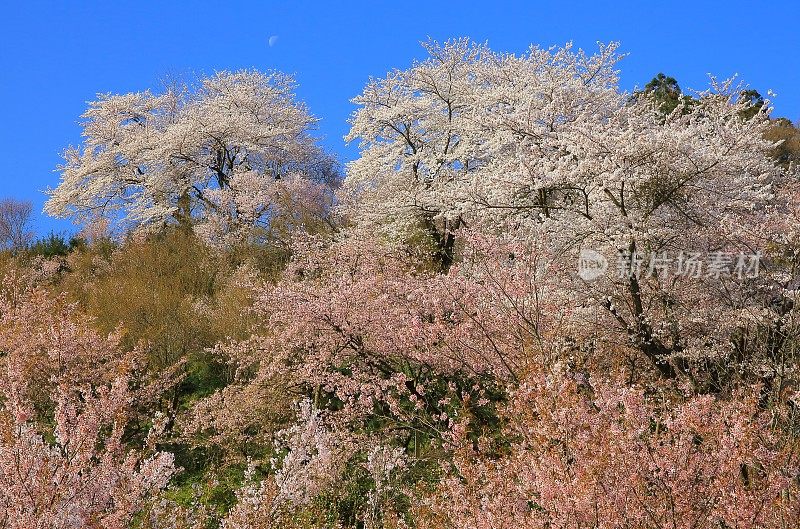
[268,35,279,47]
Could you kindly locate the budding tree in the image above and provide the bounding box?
[0,198,34,251]
[45,70,337,245]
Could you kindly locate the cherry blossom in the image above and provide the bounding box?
[45,70,337,245]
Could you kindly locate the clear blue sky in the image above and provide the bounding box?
[2,0,798,236]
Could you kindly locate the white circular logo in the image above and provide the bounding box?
[577,249,608,281]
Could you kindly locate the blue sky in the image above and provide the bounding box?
[2,0,798,236]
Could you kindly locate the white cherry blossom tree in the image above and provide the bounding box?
[46,70,337,245]
[345,39,798,384]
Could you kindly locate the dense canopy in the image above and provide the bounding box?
[2,39,799,528]
[45,70,337,246]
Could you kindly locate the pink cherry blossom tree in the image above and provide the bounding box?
[0,285,175,528]
[428,369,800,529]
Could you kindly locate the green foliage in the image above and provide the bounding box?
[638,72,696,117]
[738,89,765,120]
[27,231,84,258]
[165,462,250,528]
